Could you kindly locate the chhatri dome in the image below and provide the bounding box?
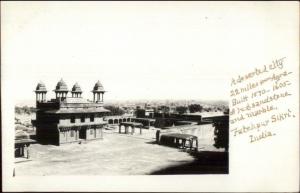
[35,81,47,92]
[93,80,105,92]
[92,80,105,103]
[72,82,82,93]
[35,81,47,102]
[54,78,68,91]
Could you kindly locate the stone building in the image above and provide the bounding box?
[32,79,109,145]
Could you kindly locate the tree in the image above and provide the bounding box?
[175,106,188,114]
[104,105,125,116]
[213,118,229,152]
[224,108,229,115]
[23,106,31,114]
[15,107,22,114]
[188,104,203,113]
[15,106,36,114]
[160,106,170,113]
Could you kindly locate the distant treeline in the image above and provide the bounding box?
[166,104,228,114]
[15,106,36,114]
[104,105,125,116]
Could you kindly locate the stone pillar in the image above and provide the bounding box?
[140,127,142,135]
[22,146,25,157]
[131,126,135,135]
[26,145,30,159]
[156,130,160,143]
[119,125,121,133]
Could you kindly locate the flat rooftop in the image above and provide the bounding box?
[160,133,197,139]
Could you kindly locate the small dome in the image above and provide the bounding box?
[93,80,105,92]
[54,79,68,91]
[72,82,82,93]
[35,81,47,92]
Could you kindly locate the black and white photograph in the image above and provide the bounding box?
[2,1,299,192]
[15,79,229,175]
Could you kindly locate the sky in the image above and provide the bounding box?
[2,2,297,104]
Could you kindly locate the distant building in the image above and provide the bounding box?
[136,108,154,118]
[32,79,109,145]
[15,130,36,159]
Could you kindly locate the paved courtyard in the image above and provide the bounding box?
[15,129,199,175]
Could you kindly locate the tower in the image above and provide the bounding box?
[92,80,105,103]
[54,79,68,100]
[34,81,47,104]
[71,82,82,98]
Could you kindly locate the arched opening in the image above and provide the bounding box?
[119,119,122,123]
[114,119,118,124]
[108,119,113,124]
[123,118,126,122]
